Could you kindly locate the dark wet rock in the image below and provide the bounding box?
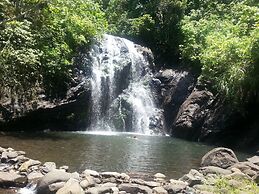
[1,152,8,163]
[0,79,91,132]
[200,147,238,169]
[36,170,80,194]
[172,89,214,140]
[56,178,84,194]
[155,69,196,131]
[0,172,27,187]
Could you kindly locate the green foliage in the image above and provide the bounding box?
[102,0,187,63]
[0,0,107,99]
[180,0,259,104]
[214,177,259,194]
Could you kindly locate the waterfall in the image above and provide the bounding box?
[88,34,162,135]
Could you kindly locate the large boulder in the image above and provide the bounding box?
[172,89,213,140]
[201,148,239,169]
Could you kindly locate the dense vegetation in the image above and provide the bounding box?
[0,0,106,100]
[0,0,258,108]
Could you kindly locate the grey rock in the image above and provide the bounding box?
[179,173,202,187]
[164,183,187,194]
[48,181,65,192]
[7,151,18,159]
[41,162,56,173]
[0,172,27,187]
[83,169,100,177]
[59,165,69,171]
[201,147,238,169]
[154,173,166,179]
[101,171,121,179]
[199,166,232,175]
[27,172,44,183]
[247,156,259,165]
[36,170,80,194]
[56,178,84,194]
[19,159,41,172]
[243,169,257,177]
[153,186,168,194]
[225,172,251,181]
[86,186,113,194]
[118,183,152,194]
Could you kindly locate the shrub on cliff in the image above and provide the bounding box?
[180,0,259,105]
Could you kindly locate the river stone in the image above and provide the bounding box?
[27,172,44,183]
[154,173,166,179]
[0,172,27,187]
[41,162,56,174]
[101,171,121,179]
[86,186,113,194]
[36,170,80,194]
[59,165,69,172]
[201,147,238,169]
[83,169,100,177]
[80,175,95,188]
[199,166,232,176]
[56,178,84,194]
[7,151,18,159]
[225,172,251,181]
[118,183,152,194]
[19,159,41,172]
[153,186,168,194]
[120,173,130,180]
[247,156,259,165]
[49,182,66,192]
[0,147,5,153]
[164,182,187,193]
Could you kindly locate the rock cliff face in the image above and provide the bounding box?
[0,80,91,131]
[156,69,259,150]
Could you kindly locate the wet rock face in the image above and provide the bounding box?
[172,89,214,140]
[154,69,196,132]
[0,79,91,131]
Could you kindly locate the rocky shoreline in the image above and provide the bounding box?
[0,147,259,193]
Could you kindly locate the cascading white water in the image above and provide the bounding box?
[89,34,160,135]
